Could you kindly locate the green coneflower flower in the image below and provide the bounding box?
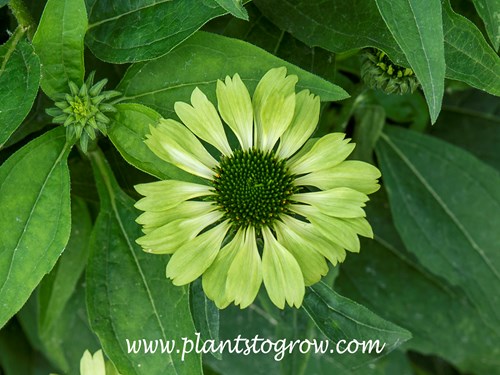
[46,72,121,152]
[134,67,381,309]
[361,49,419,95]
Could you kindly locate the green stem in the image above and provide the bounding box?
[8,0,36,40]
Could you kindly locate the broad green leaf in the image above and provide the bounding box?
[0,29,41,148]
[108,103,202,183]
[32,0,87,98]
[253,0,407,63]
[303,282,411,369]
[0,127,71,329]
[189,279,221,359]
[86,150,202,375]
[472,0,500,50]
[431,89,500,170]
[376,126,500,332]
[254,0,500,96]
[214,3,338,84]
[85,0,227,63]
[117,32,348,118]
[375,0,445,123]
[352,104,385,163]
[336,189,500,374]
[214,0,248,20]
[442,1,500,96]
[38,197,91,336]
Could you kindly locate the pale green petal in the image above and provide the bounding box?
[175,88,232,155]
[274,217,328,286]
[291,204,360,252]
[253,67,297,150]
[137,201,215,233]
[137,210,223,254]
[216,74,253,149]
[226,226,262,308]
[341,217,374,238]
[292,187,368,218]
[166,221,231,285]
[277,90,320,159]
[134,180,213,212]
[80,350,105,375]
[261,226,305,309]
[295,160,381,194]
[287,133,355,175]
[202,229,244,309]
[145,119,217,179]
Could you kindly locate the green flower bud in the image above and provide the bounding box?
[46,71,121,152]
[361,49,420,95]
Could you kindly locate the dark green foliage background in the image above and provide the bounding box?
[0,0,499,374]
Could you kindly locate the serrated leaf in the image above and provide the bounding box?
[472,0,500,50]
[336,189,500,374]
[38,197,91,336]
[86,149,202,375]
[302,282,412,369]
[85,0,228,63]
[254,0,500,97]
[214,0,248,20]
[116,32,348,118]
[375,0,445,123]
[32,0,87,99]
[0,30,41,148]
[108,103,202,183]
[376,126,500,332]
[0,127,71,329]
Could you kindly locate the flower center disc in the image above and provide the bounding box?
[211,149,295,229]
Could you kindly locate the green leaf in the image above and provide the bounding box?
[375,0,445,123]
[38,197,91,336]
[376,126,500,332]
[336,189,500,374]
[213,3,338,84]
[109,103,202,183]
[254,0,500,97]
[0,0,8,7]
[85,0,227,63]
[117,32,348,118]
[431,89,500,170]
[214,0,248,20]
[253,0,407,62]
[86,149,202,375]
[32,0,87,99]
[472,0,500,50]
[189,279,221,360]
[0,127,71,329]
[302,282,412,369]
[0,29,41,148]
[442,1,500,96]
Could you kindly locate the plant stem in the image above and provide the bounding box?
[8,0,35,40]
